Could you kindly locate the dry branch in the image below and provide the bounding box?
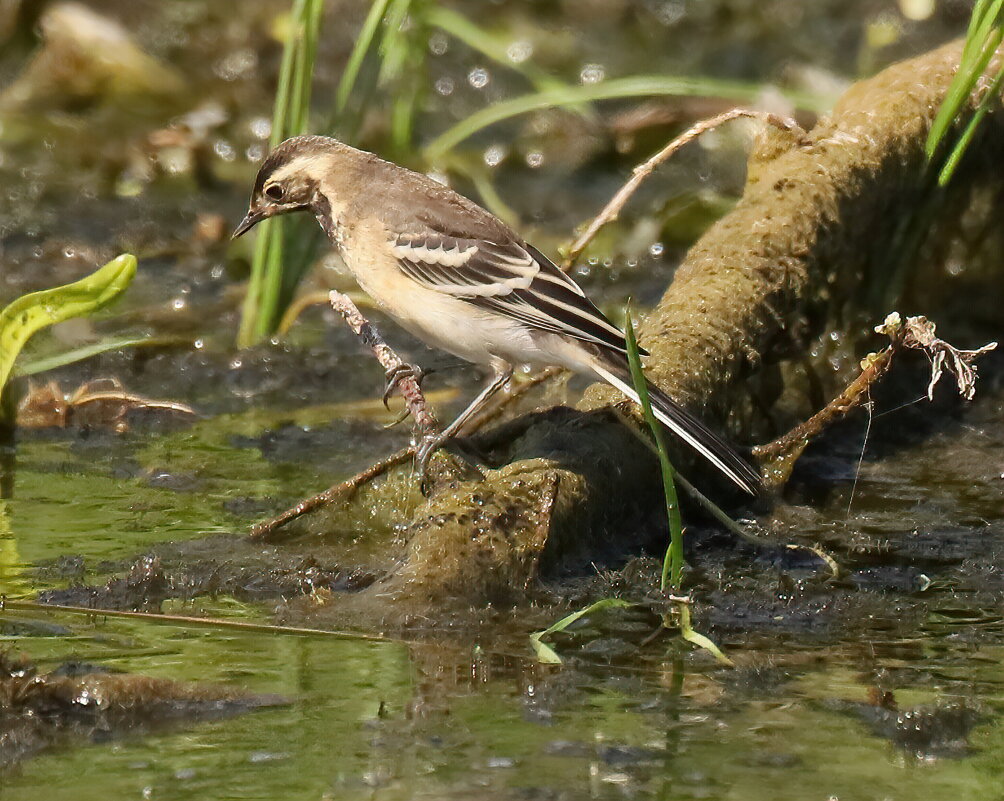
[249,446,414,541]
[563,109,806,267]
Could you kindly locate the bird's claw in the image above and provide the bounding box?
[382,362,425,410]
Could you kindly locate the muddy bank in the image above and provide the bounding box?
[23,39,1004,632]
[267,39,1004,617]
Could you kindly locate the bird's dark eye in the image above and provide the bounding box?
[264,184,284,201]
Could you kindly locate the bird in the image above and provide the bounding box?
[233,135,761,495]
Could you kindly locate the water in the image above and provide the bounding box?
[2,1,1002,798]
[3,606,1003,800]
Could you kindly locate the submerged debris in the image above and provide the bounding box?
[823,691,982,759]
[17,378,196,431]
[0,650,286,769]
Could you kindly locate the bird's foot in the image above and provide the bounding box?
[414,432,486,496]
[415,431,447,495]
[383,362,426,408]
[382,362,427,427]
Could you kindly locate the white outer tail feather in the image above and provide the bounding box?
[591,362,757,494]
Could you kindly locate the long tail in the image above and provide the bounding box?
[591,357,762,496]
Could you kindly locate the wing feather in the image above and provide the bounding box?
[391,234,641,355]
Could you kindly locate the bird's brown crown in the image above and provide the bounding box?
[252,135,342,196]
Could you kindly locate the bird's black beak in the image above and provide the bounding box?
[231,207,269,239]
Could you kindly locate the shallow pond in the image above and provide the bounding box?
[2,1,1002,799]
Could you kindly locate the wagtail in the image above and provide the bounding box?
[233,135,761,495]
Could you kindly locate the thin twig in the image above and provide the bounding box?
[69,391,196,417]
[249,447,414,540]
[753,348,894,461]
[563,108,805,268]
[752,312,997,490]
[2,598,391,641]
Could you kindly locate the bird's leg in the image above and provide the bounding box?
[416,359,513,492]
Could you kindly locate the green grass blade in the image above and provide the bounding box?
[0,255,137,394]
[967,0,1004,61]
[257,0,324,328]
[677,603,734,666]
[926,1,1003,158]
[529,637,563,664]
[265,0,309,150]
[13,336,179,378]
[335,0,393,113]
[938,60,1004,185]
[623,304,684,592]
[967,0,993,45]
[301,0,325,130]
[238,0,325,346]
[425,76,829,161]
[380,0,422,153]
[377,0,415,84]
[530,598,633,663]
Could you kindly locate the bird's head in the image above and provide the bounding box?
[232,135,340,238]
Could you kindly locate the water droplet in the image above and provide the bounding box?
[579,63,605,85]
[483,144,506,167]
[428,32,449,56]
[506,40,533,64]
[172,298,186,310]
[214,48,257,81]
[213,140,236,161]
[525,151,544,168]
[649,242,665,257]
[468,67,490,89]
[434,76,455,96]
[249,116,271,139]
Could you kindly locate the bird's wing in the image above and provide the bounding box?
[390,234,639,355]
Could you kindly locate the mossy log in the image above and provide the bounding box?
[293,40,1004,615]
